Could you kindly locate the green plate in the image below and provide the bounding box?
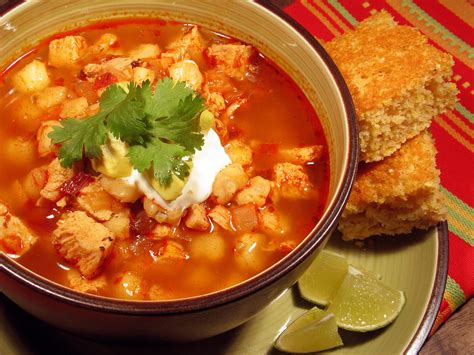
[0,224,447,354]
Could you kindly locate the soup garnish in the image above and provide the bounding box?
[0,19,329,300]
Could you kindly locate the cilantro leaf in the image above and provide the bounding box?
[145,78,196,118]
[49,114,107,167]
[50,78,206,186]
[129,140,190,186]
[150,92,205,152]
[100,83,148,143]
[128,78,205,185]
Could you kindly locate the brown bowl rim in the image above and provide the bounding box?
[0,0,359,315]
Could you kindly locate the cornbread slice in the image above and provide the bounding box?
[338,130,446,240]
[325,11,457,162]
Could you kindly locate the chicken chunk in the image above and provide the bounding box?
[86,33,120,58]
[40,158,75,203]
[272,163,312,199]
[163,26,205,62]
[60,97,89,119]
[48,35,88,68]
[82,57,133,82]
[150,223,174,240]
[225,140,253,166]
[235,176,271,207]
[102,209,131,240]
[208,205,232,231]
[128,43,161,60]
[207,44,254,80]
[279,145,324,165]
[0,202,37,256]
[12,60,50,93]
[76,181,124,222]
[53,211,115,279]
[37,120,61,158]
[102,57,134,81]
[152,239,188,263]
[66,270,106,294]
[211,163,248,204]
[169,60,203,90]
[34,86,68,110]
[184,204,210,231]
[258,206,284,235]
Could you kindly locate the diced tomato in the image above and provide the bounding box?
[59,172,95,197]
[93,72,118,90]
[131,210,157,236]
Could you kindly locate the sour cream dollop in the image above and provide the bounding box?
[124,129,231,211]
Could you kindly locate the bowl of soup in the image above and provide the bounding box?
[0,0,358,341]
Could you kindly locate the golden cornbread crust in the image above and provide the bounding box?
[325,11,457,162]
[339,131,446,240]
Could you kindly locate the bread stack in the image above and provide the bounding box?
[324,11,458,241]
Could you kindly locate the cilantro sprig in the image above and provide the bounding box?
[49,78,205,186]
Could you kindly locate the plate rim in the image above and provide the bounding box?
[404,221,449,354]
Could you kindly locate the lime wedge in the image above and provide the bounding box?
[274,307,343,353]
[327,265,406,332]
[298,250,348,306]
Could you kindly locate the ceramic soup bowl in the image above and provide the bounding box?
[0,0,357,341]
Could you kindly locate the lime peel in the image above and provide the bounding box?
[274,307,343,353]
[297,250,348,306]
[327,265,406,332]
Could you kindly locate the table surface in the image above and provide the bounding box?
[421,298,473,354]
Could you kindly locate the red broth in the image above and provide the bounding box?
[0,19,329,300]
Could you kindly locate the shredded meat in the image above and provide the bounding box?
[76,181,125,222]
[225,140,253,166]
[48,35,88,68]
[272,163,313,199]
[258,206,284,234]
[206,44,254,80]
[53,211,115,279]
[235,176,271,207]
[208,205,232,231]
[39,158,75,203]
[184,204,210,231]
[102,209,131,240]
